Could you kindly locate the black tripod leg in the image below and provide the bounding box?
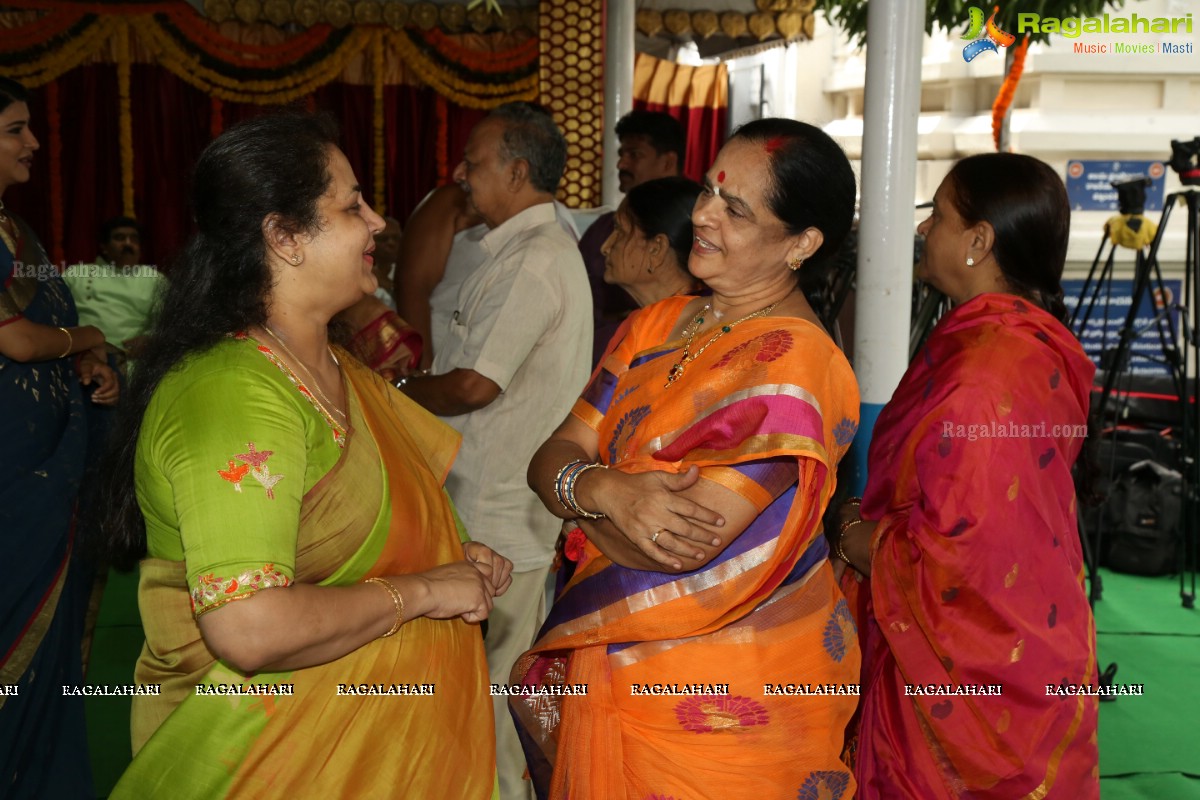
[1078,507,1102,606]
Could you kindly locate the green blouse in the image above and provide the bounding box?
[134,334,356,615]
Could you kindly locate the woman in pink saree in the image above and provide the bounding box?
[834,153,1099,798]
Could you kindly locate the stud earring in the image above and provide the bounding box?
[966,257,975,267]
[787,257,804,271]
[291,254,302,265]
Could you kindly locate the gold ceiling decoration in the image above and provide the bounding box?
[197,1,811,44]
[691,10,719,38]
[662,10,691,36]
[233,0,261,25]
[354,0,383,24]
[634,8,814,43]
[324,0,353,27]
[747,11,775,40]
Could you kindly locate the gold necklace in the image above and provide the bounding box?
[665,299,780,387]
[262,325,347,423]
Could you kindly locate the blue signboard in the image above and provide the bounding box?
[1065,160,1167,212]
[1063,278,1181,376]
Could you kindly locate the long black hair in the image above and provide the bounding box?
[624,175,703,273]
[946,152,1070,320]
[729,118,856,272]
[93,110,339,571]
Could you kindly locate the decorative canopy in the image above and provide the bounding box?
[193,0,817,53]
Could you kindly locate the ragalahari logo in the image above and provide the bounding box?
[962,6,1016,62]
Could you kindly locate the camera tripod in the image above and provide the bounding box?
[1072,189,1200,610]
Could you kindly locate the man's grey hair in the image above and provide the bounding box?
[487,102,567,194]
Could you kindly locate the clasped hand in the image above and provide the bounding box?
[417,542,512,624]
[586,465,725,570]
[76,346,119,406]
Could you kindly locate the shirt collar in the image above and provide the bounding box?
[481,202,557,256]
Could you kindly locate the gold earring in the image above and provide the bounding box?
[788,257,804,271]
[291,254,302,265]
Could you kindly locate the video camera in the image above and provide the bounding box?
[1169,138,1200,186]
[1112,177,1151,216]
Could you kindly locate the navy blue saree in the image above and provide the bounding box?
[0,217,94,798]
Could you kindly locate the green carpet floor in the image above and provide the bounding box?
[1095,570,1200,799]
[84,567,1200,797]
[84,568,141,799]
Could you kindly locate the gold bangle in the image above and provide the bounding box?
[834,517,862,564]
[364,577,405,638]
[57,326,73,359]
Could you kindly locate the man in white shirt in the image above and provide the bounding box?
[402,103,591,800]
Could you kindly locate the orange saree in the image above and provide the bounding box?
[114,342,492,798]
[848,294,1099,798]
[511,296,862,800]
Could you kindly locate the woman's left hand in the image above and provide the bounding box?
[77,349,120,405]
[463,541,513,597]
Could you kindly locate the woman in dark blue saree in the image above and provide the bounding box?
[0,77,118,799]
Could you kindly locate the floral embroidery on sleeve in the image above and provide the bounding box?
[216,442,285,499]
[191,563,292,616]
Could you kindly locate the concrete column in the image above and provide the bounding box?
[850,0,926,492]
[602,0,635,208]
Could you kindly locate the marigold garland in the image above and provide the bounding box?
[131,16,371,102]
[389,28,536,108]
[0,7,85,51]
[3,15,116,87]
[423,27,536,74]
[992,34,1029,151]
[164,7,332,63]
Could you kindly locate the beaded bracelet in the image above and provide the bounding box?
[364,577,405,638]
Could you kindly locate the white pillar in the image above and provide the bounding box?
[602,0,635,208]
[850,0,925,491]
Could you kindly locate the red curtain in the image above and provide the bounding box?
[12,69,486,272]
[632,53,729,183]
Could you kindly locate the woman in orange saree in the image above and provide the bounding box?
[518,119,862,799]
[97,112,508,798]
[834,153,1099,798]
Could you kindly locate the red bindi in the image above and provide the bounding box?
[717,170,725,183]
[764,137,787,154]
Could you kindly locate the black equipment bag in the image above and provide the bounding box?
[1103,460,1182,576]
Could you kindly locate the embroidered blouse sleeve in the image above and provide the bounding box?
[146,364,309,617]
